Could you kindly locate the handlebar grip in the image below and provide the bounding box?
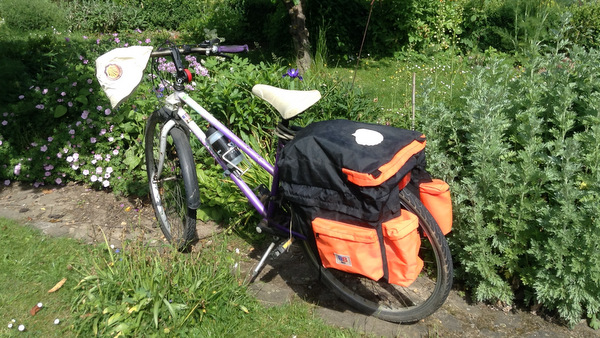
[217,45,249,53]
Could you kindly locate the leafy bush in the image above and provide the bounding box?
[62,0,146,33]
[417,46,600,326]
[0,0,67,32]
[568,0,600,50]
[461,0,564,54]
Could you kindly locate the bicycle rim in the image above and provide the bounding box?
[145,112,197,250]
[300,188,453,323]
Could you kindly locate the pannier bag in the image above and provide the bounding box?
[279,119,428,286]
[419,179,452,235]
[312,211,423,287]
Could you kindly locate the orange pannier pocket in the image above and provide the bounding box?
[383,211,424,287]
[419,179,453,235]
[312,217,384,281]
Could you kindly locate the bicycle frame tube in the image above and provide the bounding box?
[178,92,275,175]
[171,92,275,217]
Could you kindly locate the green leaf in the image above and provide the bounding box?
[54,105,67,118]
[123,148,142,171]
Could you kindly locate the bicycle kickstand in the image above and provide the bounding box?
[249,238,294,283]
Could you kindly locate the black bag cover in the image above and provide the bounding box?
[278,119,426,223]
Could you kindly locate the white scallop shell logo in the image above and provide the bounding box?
[352,128,384,146]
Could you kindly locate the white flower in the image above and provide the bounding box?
[18,324,25,331]
[54,318,60,325]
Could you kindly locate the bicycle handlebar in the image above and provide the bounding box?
[150,44,249,58]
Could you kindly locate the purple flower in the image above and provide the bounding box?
[83,169,90,176]
[96,167,103,174]
[104,108,111,116]
[14,163,21,176]
[1,120,7,126]
[61,92,66,97]
[40,145,48,152]
[65,37,70,42]
[4,180,9,186]
[283,69,303,80]
[55,178,62,185]
[19,95,25,100]
[83,36,88,39]
[115,38,120,43]
[42,88,48,94]
[81,110,89,119]
[145,38,151,44]
[90,137,97,144]
[36,104,44,109]
[48,137,53,142]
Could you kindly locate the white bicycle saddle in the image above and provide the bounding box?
[252,84,321,120]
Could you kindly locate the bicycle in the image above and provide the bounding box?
[120,40,453,323]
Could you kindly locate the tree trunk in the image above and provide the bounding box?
[282,0,312,73]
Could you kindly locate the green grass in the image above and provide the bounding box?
[323,52,472,129]
[0,218,358,337]
[0,217,84,337]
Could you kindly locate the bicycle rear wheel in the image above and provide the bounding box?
[299,187,453,323]
[145,110,200,251]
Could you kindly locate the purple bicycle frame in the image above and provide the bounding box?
[176,92,286,223]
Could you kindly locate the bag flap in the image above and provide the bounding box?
[342,139,425,187]
[382,211,419,240]
[419,179,450,195]
[312,218,378,243]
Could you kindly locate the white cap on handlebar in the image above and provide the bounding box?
[96,46,153,108]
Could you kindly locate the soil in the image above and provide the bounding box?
[0,181,598,337]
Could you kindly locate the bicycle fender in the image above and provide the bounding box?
[170,127,201,210]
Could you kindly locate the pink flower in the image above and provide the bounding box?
[103,180,110,187]
[4,180,10,186]
[42,88,48,94]
[55,178,62,184]
[104,109,111,116]
[81,110,89,119]
[1,121,7,126]
[90,137,97,144]
[40,145,48,152]
[14,163,21,176]
[47,137,53,142]
[82,169,89,176]
[96,167,103,174]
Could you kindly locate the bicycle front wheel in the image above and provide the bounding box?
[300,187,453,323]
[145,110,200,251]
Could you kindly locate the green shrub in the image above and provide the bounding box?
[568,0,600,50]
[0,0,67,32]
[62,0,146,33]
[461,0,564,54]
[417,46,600,327]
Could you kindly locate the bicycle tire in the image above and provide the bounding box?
[299,187,453,323]
[145,110,200,251]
